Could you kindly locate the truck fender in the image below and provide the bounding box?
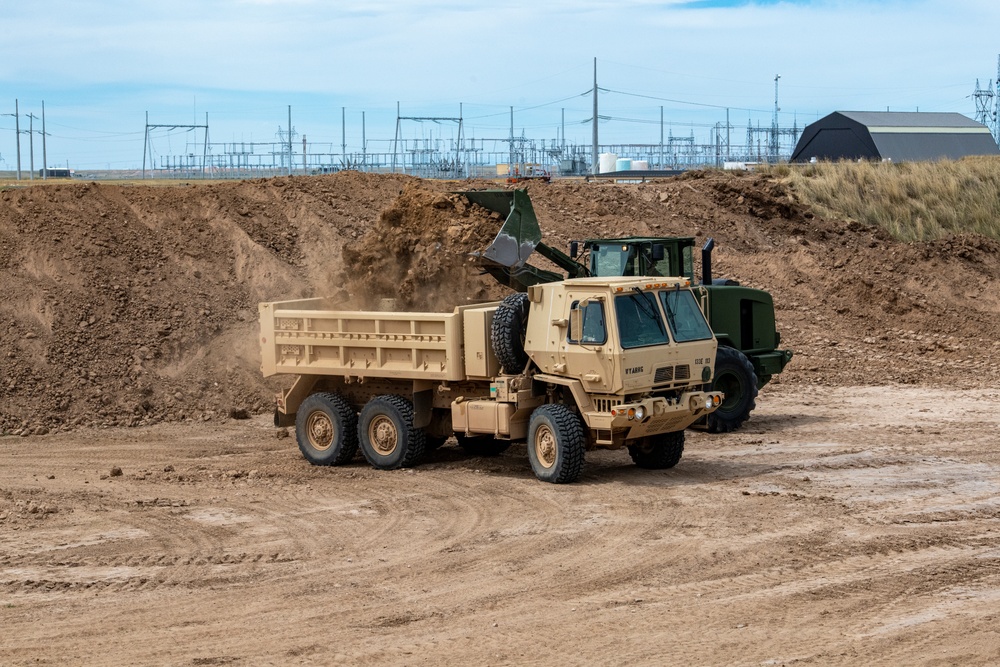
[531,373,593,413]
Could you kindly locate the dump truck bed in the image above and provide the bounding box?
[259,298,468,381]
[259,298,500,382]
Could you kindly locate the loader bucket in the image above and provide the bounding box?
[459,188,584,292]
[462,189,541,269]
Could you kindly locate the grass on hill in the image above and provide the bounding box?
[765,157,1000,243]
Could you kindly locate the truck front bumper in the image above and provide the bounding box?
[584,390,723,438]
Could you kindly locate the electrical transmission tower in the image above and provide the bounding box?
[142,111,209,179]
[974,78,996,139]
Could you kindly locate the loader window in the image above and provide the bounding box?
[614,291,669,349]
[660,289,713,343]
[590,244,638,277]
[568,300,607,345]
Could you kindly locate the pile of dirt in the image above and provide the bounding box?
[1,169,998,436]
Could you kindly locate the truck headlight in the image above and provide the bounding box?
[705,397,715,410]
[634,406,645,420]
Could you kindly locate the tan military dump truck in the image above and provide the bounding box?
[259,276,723,483]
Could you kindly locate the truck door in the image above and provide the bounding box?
[561,296,615,393]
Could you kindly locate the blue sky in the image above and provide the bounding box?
[1,0,998,170]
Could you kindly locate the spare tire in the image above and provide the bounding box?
[491,292,531,373]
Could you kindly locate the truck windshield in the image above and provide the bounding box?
[614,291,669,349]
[659,288,713,343]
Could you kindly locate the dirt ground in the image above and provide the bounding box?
[2,384,1000,665]
[2,170,1000,664]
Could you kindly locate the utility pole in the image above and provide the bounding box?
[362,110,366,168]
[770,74,781,162]
[27,112,37,181]
[592,57,598,175]
[42,101,47,179]
[287,105,292,176]
[341,106,346,168]
[660,106,664,169]
[2,100,20,180]
[509,106,514,177]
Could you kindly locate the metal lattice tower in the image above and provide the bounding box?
[974,78,996,137]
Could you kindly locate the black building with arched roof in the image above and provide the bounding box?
[791,111,999,162]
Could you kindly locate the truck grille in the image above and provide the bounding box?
[654,365,690,384]
[593,397,624,414]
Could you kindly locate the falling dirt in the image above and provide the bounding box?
[338,183,505,310]
[2,169,1000,664]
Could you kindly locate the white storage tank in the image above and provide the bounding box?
[598,153,618,173]
[632,160,649,170]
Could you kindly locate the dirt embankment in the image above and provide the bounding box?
[1,170,999,436]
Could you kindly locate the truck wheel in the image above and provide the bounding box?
[295,392,359,466]
[527,404,585,483]
[491,292,531,373]
[707,346,758,434]
[628,431,684,469]
[358,395,426,470]
[457,433,511,457]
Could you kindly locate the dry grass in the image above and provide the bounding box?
[765,157,1000,242]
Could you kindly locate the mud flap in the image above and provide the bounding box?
[412,387,433,429]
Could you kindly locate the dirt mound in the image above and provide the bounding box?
[339,183,505,310]
[1,169,999,436]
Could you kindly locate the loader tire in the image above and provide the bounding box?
[358,395,426,470]
[527,404,585,484]
[628,431,684,469]
[295,392,359,466]
[706,346,758,433]
[491,292,531,374]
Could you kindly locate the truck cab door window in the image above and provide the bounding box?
[568,300,607,345]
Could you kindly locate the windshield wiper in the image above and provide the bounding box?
[663,284,680,331]
[630,287,665,334]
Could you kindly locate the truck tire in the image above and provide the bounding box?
[457,433,511,457]
[527,404,585,483]
[628,431,684,469]
[295,392,359,466]
[707,346,758,433]
[358,395,427,470]
[491,292,531,373]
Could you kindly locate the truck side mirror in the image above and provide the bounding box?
[651,244,665,261]
[570,241,579,259]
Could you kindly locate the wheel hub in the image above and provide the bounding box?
[369,416,399,455]
[535,425,556,468]
[306,412,334,451]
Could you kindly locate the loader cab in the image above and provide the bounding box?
[578,237,697,282]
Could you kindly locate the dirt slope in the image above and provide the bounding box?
[1,170,999,436]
